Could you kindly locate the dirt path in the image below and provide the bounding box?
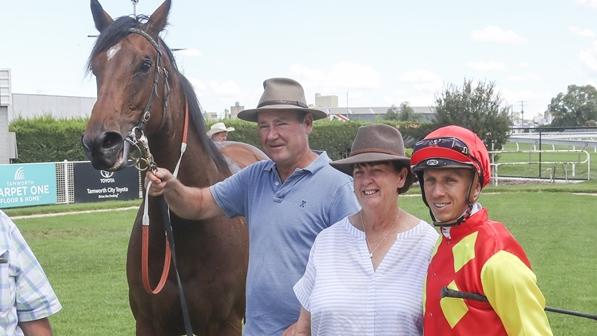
[12,206,139,220]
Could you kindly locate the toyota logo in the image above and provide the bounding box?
[100,170,115,178]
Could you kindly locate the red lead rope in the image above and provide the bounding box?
[141,227,171,293]
[141,100,190,294]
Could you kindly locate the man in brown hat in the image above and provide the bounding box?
[147,77,359,335]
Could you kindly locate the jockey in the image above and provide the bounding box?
[411,125,553,335]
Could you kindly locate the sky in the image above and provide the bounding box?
[2,0,597,120]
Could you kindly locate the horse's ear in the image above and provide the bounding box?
[145,0,171,36]
[90,0,113,33]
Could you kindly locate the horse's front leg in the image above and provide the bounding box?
[135,320,159,336]
[214,315,243,336]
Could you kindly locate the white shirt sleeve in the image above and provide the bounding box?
[293,235,318,312]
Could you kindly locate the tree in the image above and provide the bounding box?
[384,102,417,121]
[398,102,416,121]
[384,105,399,120]
[434,79,512,150]
[547,84,597,127]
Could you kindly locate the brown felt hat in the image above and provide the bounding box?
[237,77,328,122]
[331,124,416,193]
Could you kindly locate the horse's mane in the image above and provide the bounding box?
[179,76,231,174]
[87,15,230,174]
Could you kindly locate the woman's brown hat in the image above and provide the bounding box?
[330,124,416,193]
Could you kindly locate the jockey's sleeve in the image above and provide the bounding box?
[480,250,553,336]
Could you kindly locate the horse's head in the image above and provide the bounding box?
[83,0,173,171]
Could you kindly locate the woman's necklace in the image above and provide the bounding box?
[360,211,393,259]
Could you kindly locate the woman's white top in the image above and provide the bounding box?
[294,216,439,336]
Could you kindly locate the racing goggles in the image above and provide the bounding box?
[413,137,470,156]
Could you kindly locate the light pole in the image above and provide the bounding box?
[346,89,349,114]
[519,100,525,128]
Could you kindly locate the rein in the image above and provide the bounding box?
[124,27,193,336]
[141,100,188,294]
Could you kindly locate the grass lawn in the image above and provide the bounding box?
[16,210,136,335]
[12,191,597,335]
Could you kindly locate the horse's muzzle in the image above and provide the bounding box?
[81,131,128,170]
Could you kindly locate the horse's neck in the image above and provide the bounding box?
[148,99,226,188]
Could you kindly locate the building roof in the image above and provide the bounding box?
[320,106,437,122]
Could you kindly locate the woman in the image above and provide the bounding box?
[291,124,439,335]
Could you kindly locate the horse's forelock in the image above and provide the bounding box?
[87,16,142,72]
[86,15,178,73]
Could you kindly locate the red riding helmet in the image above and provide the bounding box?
[411,125,491,188]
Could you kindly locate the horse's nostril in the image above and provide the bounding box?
[81,134,91,151]
[102,132,123,149]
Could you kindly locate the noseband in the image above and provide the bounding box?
[125,28,171,172]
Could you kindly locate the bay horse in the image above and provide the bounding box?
[82,0,265,334]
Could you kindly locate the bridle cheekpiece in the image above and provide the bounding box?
[124,27,171,172]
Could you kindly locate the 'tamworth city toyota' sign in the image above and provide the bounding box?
[73,162,140,202]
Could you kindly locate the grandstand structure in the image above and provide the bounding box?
[0,69,17,163]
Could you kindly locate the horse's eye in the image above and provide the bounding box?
[140,57,152,72]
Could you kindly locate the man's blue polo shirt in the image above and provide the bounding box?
[210,152,359,336]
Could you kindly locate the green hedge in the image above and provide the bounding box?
[10,117,436,163]
[213,119,437,160]
[9,117,88,163]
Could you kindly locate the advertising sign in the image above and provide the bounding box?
[0,163,57,208]
[73,162,140,202]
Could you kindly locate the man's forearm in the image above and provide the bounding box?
[162,180,205,219]
[19,318,53,336]
[162,178,226,220]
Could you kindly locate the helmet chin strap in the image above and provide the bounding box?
[431,203,473,227]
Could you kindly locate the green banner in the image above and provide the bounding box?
[0,163,57,208]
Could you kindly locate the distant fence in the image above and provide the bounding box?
[509,134,597,152]
[509,126,597,152]
[0,161,142,209]
[488,126,597,184]
[490,149,591,185]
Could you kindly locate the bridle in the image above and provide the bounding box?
[121,27,193,336]
[125,28,171,173]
